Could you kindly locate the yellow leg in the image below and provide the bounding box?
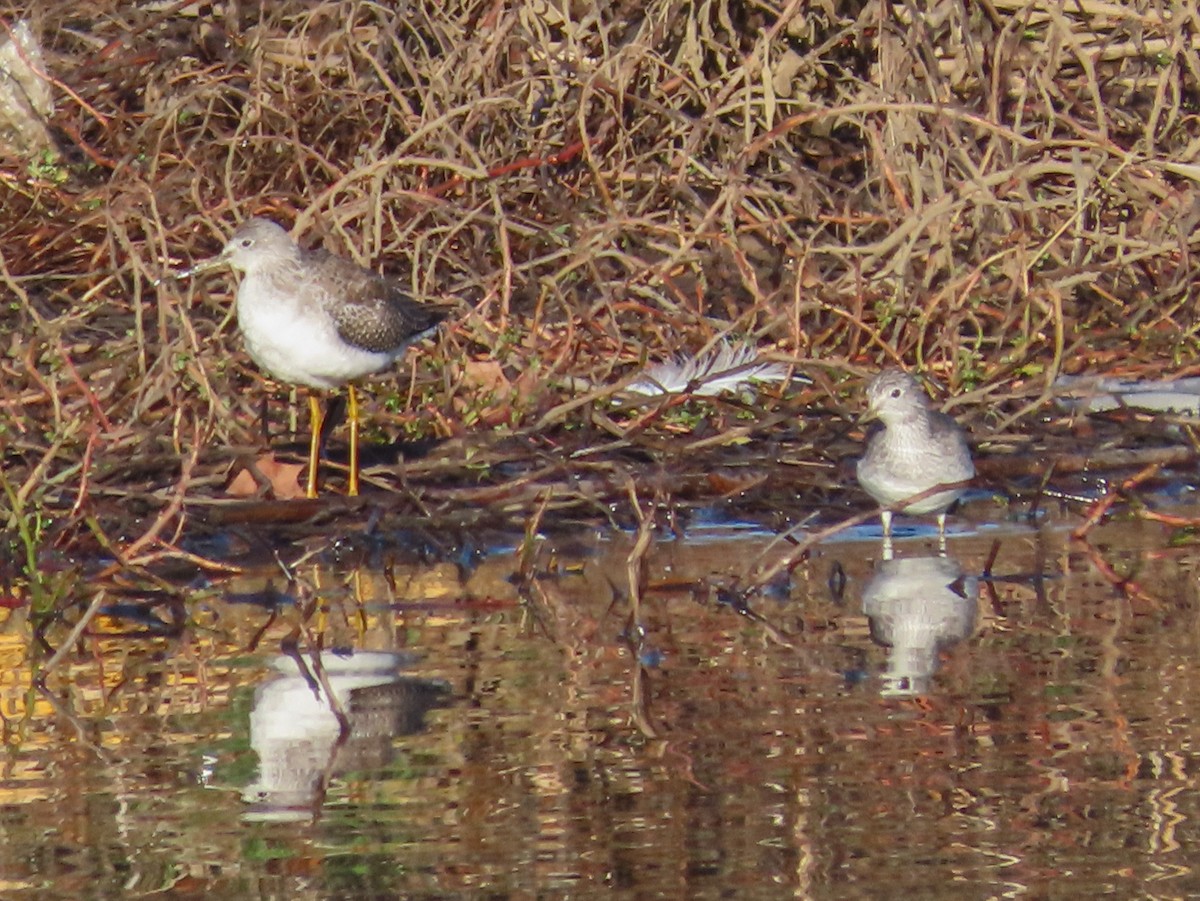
[306,394,322,499]
[348,384,360,497]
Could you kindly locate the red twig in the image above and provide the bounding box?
[1071,463,1162,540]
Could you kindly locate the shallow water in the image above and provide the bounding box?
[4,503,1200,899]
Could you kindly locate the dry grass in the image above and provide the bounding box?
[2,0,1200,581]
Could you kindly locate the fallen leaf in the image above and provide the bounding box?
[226,453,307,500]
[456,359,512,397]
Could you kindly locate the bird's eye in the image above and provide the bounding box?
[890,388,901,398]
[239,238,253,248]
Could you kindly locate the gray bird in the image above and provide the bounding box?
[862,554,978,696]
[856,368,974,548]
[179,218,445,497]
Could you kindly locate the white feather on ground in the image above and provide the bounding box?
[623,342,798,398]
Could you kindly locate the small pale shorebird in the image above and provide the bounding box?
[856,368,974,549]
[178,217,446,497]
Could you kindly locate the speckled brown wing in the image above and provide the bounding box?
[307,248,446,354]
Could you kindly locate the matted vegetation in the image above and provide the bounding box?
[2,0,1199,588]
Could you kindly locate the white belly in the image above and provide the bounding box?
[236,276,397,389]
[856,436,972,514]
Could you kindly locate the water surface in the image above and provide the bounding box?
[2,507,1199,899]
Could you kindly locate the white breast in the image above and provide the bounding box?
[235,274,397,389]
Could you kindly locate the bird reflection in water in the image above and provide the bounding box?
[861,553,978,697]
[242,650,449,821]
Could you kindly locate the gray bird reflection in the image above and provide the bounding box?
[861,554,978,697]
[242,650,448,820]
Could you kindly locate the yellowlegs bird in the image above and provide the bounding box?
[179,218,445,497]
[856,368,974,548]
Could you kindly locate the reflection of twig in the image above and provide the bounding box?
[1071,463,1161,539]
[629,653,659,740]
[291,593,351,733]
[1074,538,1159,607]
[308,652,352,735]
[742,477,973,596]
[514,488,552,589]
[273,643,350,824]
[34,682,112,760]
[512,490,558,641]
[741,509,873,595]
[37,590,106,678]
[625,480,654,627]
[715,587,799,649]
[624,480,658,739]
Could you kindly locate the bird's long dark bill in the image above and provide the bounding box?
[175,252,229,279]
[856,408,879,425]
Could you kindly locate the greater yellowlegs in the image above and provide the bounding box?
[856,368,974,547]
[180,217,445,497]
